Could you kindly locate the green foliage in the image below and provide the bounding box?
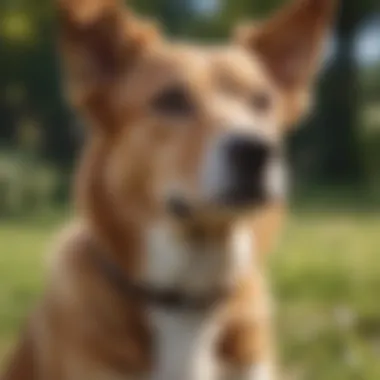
[0,151,60,217]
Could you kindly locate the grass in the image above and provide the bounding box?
[274,210,380,379]
[0,213,67,366]
[1,209,380,379]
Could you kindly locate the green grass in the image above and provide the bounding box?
[274,211,380,380]
[1,210,380,379]
[0,215,65,366]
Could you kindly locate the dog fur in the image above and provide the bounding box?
[2,0,336,379]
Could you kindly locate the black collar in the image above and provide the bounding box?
[91,251,230,312]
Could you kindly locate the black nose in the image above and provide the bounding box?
[226,135,271,174]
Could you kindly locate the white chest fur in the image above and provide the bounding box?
[149,308,223,380]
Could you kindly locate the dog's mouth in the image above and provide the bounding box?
[218,185,268,209]
[166,186,270,221]
[166,197,194,219]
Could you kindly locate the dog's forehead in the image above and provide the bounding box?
[123,43,274,106]
[138,43,269,87]
[206,45,273,89]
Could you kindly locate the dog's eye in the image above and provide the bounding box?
[152,86,194,116]
[250,91,272,113]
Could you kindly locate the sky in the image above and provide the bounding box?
[356,16,380,65]
[190,0,220,16]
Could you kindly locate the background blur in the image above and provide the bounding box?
[0,0,379,378]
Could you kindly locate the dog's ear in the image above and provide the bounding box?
[235,0,337,126]
[58,0,159,128]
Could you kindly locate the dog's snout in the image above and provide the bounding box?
[226,135,271,173]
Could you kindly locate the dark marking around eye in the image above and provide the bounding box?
[251,91,272,112]
[152,85,194,116]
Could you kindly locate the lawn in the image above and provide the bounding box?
[1,210,380,379]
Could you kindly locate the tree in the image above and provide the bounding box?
[305,0,374,184]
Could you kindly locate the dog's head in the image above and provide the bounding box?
[59,0,336,224]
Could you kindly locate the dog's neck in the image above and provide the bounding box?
[87,210,256,378]
[143,219,255,298]
[143,219,255,380]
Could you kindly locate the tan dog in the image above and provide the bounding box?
[2,0,336,379]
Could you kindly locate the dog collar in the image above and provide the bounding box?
[91,251,230,311]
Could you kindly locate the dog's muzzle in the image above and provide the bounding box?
[200,132,284,210]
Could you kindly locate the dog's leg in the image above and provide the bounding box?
[218,276,277,380]
[218,319,277,380]
[219,328,276,380]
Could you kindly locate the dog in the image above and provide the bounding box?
[2,0,336,379]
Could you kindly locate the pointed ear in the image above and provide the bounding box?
[235,0,337,125]
[57,0,159,118]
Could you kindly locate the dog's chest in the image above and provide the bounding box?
[149,309,223,380]
[88,312,221,380]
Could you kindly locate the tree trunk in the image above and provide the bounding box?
[317,29,362,183]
